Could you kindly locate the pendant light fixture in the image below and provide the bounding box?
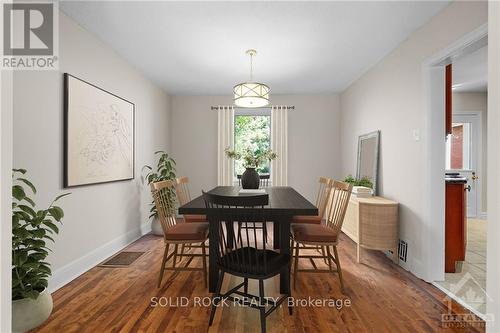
[233,49,270,108]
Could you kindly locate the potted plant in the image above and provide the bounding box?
[142,151,176,235]
[343,175,374,189]
[12,169,70,333]
[225,147,277,189]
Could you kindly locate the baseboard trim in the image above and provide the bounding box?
[48,222,152,293]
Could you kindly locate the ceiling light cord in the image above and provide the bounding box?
[249,51,254,81]
[246,49,257,82]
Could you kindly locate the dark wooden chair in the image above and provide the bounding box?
[259,173,270,187]
[203,191,292,333]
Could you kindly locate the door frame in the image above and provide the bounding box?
[422,23,487,282]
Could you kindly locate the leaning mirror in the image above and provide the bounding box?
[356,131,380,195]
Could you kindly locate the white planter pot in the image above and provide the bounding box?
[12,289,53,333]
[151,217,164,236]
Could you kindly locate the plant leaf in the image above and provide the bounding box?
[17,178,37,194]
[12,185,26,201]
[23,196,35,207]
[42,221,59,234]
[53,193,71,202]
[48,207,64,221]
[17,205,36,218]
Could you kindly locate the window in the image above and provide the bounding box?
[446,122,471,170]
[234,109,271,177]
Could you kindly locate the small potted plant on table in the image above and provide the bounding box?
[225,148,277,189]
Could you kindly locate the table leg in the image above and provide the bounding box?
[208,220,219,293]
[273,222,280,249]
[278,217,291,294]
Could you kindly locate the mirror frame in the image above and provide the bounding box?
[356,130,380,195]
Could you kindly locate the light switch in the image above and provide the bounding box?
[412,129,420,141]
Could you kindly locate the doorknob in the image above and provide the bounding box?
[472,172,479,181]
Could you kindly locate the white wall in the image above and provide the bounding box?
[12,12,171,291]
[339,1,487,279]
[487,1,500,329]
[453,92,488,214]
[0,69,13,333]
[171,94,341,203]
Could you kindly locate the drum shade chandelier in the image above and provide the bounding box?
[233,49,270,108]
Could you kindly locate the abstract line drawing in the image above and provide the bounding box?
[64,73,134,187]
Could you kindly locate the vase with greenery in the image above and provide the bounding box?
[225,147,277,189]
[343,175,374,189]
[12,169,70,333]
[142,151,176,235]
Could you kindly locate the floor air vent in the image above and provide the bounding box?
[398,240,408,262]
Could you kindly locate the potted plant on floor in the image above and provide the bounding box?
[142,151,176,235]
[225,147,277,189]
[12,169,70,333]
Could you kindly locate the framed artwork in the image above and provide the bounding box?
[64,73,135,187]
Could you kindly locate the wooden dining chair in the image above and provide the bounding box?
[176,176,207,223]
[203,191,292,333]
[291,180,352,292]
[291,177,333,224]
[151,180,208,288]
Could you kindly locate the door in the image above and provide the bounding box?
[445,113,481,218]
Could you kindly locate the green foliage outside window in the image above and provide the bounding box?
[234,115,271,175]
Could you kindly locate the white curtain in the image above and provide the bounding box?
[271,105,288,186]
[217,106,235,186]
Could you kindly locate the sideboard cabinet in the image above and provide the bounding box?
[342,196,399,263]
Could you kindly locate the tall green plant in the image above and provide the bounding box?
[12,169,70,300]
[142,151,177,219]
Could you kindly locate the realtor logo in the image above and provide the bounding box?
[1,2,58,69]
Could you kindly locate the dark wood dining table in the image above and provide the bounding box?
[178,186,318,293]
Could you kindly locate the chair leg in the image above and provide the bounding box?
[263,222,268,244]
[287,263,293,315]
[209,271,225,326]
[293,240,300,290]
[158,243,170,288]
[333,246,345,293]
[244,277,248,294]
[180,244,185,263]
[326,245,333,272]
[201,241,208,288]
[172,244,178,268]
[259,279,266,333]
[321,246,328,265]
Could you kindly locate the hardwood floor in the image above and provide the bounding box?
[32,230,484,333]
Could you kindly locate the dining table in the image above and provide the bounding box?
[178,186,318,293]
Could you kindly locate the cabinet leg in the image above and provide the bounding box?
[356,243,361,263]
[392,248,399,264]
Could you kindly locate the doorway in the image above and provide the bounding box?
[434,41,488,318]
[446,112,482,218]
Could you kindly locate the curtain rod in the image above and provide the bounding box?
[211,105,295,110]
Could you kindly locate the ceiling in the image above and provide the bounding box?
[452,46,488,93]
[60,1,450,95]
